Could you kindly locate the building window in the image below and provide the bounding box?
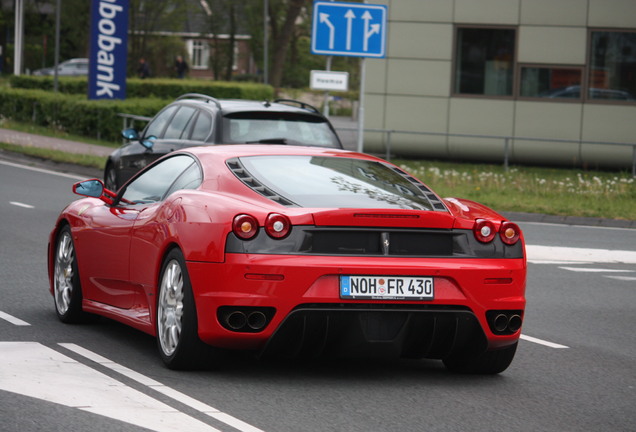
[188,40,209,69]
[519,66,583,99]
[589,31,636,101]
[454,27,516,96]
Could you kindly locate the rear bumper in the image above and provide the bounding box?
[187,254,526,357]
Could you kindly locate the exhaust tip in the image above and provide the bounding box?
[508,314,522,333]
[493,314,509,333]
[226,311,247,330]
[247,311,267,330]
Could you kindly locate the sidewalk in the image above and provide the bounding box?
[1,127,634,229]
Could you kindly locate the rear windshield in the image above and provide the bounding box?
[236,155,435,210]
[222,112,341,148]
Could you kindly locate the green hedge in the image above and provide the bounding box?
[0,88,167,142]
[2,78,275,142]
[9,76,274,100]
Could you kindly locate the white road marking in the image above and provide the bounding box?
[558,267,635,273]
[606,276,636,282]
[0,310,31,326]
[0,342,222,432]
[521,335,569,349]
[60,343,265,432]
[9,201,34,209]
[0,159,86,180]
[526,245,636,264]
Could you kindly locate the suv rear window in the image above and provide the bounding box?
[222,112,340,148]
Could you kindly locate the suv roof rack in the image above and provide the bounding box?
[273,99,320,115]
[177,93,222,110]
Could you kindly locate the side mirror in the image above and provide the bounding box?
[73,179,104,198]
[140,135,156,150]
[121,128,139,140]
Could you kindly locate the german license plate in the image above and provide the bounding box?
[340,275,434,300]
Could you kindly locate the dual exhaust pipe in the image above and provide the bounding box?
[218,306,275,333]
[487,310,523,335]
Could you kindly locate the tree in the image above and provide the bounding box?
[268,0,307,89]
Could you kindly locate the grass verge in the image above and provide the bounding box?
[0,142,107,169]
[396,159,635,221]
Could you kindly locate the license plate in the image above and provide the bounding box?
[340,276,434,300]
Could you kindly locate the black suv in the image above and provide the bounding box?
[104,94,343,190]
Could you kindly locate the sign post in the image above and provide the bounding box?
[311,1,387,153]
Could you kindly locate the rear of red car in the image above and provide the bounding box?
[186,149,526,373]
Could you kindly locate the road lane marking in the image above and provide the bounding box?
[558,267,635,273]
[526,245,636,264]
[521,335,569,349]
[60,343,265,432]
[9,201,35,209]
[606,276,636,281]
[0,310,31,326]
[0,159,86,180]
[0,342,222,432]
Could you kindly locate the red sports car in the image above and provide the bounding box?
[48,145,526,373]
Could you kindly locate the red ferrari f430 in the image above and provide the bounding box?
[48,145,526,373]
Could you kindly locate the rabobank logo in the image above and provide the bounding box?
[88,0,129,100]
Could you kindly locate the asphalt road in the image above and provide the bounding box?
[1,156,635,432]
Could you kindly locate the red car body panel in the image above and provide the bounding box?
[48,145,526,365]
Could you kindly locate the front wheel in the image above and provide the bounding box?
[53,226,84,323]
[443,342,518,374]
[156,249,212,369]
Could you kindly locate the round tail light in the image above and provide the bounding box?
[499,221,521,245]
[233,214,259,240]
[265,213,291,239]
[473,219,496,243]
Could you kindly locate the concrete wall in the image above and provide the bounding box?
[363,0,636,168]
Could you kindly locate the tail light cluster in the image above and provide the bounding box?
[232,213,291,240]
[473,219,521,245]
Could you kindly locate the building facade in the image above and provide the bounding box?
[364,0,636,168]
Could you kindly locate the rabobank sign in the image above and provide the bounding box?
[88,0,129,100]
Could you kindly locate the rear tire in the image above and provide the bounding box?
[156,248,212,369]
[443,342,518,374]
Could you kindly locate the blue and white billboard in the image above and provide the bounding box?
[88,0,129,100]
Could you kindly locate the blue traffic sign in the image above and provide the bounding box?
[311,1,387,58]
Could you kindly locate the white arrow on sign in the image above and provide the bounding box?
[319,13,335,49]
[345,9,355,51]
[362,11,380,52]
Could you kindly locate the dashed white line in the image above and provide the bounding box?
[0,310,31,326]
[59,343,265,432]
[521,334,569,349]
[9,201,35,209]
[0,159,86,180]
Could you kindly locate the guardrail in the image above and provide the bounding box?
[336,127,636,177]
[117,112,635,177]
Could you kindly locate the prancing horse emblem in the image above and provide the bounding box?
[381,232,390,255]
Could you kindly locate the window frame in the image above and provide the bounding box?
[516,63,585,102]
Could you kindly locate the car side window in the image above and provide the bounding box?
[164,106,197,139]
[144,105,178,139]
[190,111,213,141]
[120,154,197,205]
[164,162,202,197]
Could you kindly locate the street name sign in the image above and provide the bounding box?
[310,70,349,91]
[311,1,387,58]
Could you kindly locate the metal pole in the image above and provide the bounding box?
[53,0,61,92]
[323,56,332,117]
[632,144,635,178]
[263,0,268,85]
[13,0,23,75]
[356,57,366,153]
[504,137,510,171]
[385,130,392,161]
